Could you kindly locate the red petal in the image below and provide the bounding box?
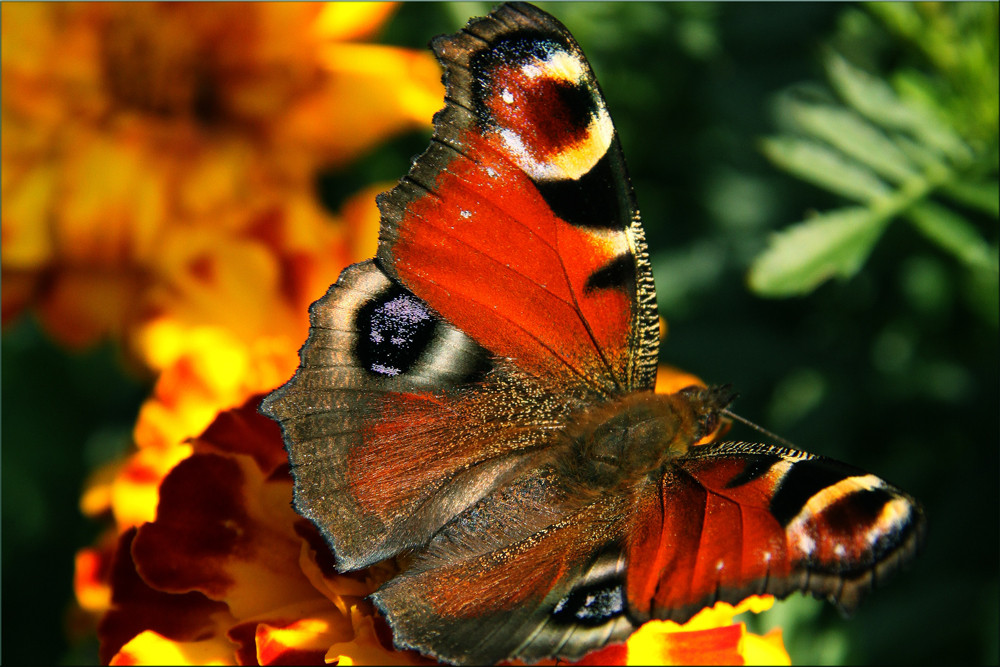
[99,528,231,664]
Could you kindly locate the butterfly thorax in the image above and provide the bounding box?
[561,385,735,487]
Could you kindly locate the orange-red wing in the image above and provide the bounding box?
[376,2,658,396]
[626,442,925,623]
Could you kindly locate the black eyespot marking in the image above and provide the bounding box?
[545,77,599,133]
[822,487,895,535]
[584,254,635,294]
[724,454,783,489]
[535,149,625,229]
[770,459,864,527]
[354,284,438,378]
[470,32,595,129]
[551,579,626,626]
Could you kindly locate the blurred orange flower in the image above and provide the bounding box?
[1,3,441,654]
[1,1,441,350]
[2,0,440,532]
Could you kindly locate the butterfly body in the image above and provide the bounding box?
[556,386,729,486]
[262,3,924,664]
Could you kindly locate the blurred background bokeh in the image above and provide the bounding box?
[2,2,997,665]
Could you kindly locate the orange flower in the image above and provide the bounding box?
[73,183,391,536]
[1,2,441,349]
[98,398,428,666]
[96,370,791,665]
[7,8,443,648]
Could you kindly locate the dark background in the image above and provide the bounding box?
[3,3,997,664]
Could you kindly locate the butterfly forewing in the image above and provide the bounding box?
[376,1,659,395]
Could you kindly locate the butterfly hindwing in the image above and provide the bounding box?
[376,1,659,395]
[372,467,638,665]
[626,442,925,623]
[370,439,924,665]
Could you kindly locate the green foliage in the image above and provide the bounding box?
[750,3,998,302]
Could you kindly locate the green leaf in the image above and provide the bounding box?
[761,136,891,203]
[906,201,999,273]
[784,99,918,184]
[748,206,892,296]
[825,51,972,164]
[866,2,924,41]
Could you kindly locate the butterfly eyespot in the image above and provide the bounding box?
[470,33,613,183]
[551,579,626,626]
[355,286,437,377]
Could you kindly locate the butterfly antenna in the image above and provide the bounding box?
[720,408,799,450]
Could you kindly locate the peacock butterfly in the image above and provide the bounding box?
[262,3,924,664]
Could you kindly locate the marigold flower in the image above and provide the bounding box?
[97,374,791,665]
[3,4,440,644]
[1,1,441,350]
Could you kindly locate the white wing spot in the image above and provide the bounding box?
[796,533,816,556]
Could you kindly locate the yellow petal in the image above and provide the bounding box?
[110,630,235,666]
[340,182,392,261]
[280,44,442,167]
[742,628,792,666]
[1,163,56,268]
[313,2,399,42]
[111,444,192,529]
[655,364,707,394]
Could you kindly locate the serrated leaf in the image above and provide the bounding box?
[825,51,972,164]
[786,100,918,184]
[762,136,891,203]
[906,201,999,273]
[748,206,891,296]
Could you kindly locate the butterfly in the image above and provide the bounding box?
[262,3,925,664]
